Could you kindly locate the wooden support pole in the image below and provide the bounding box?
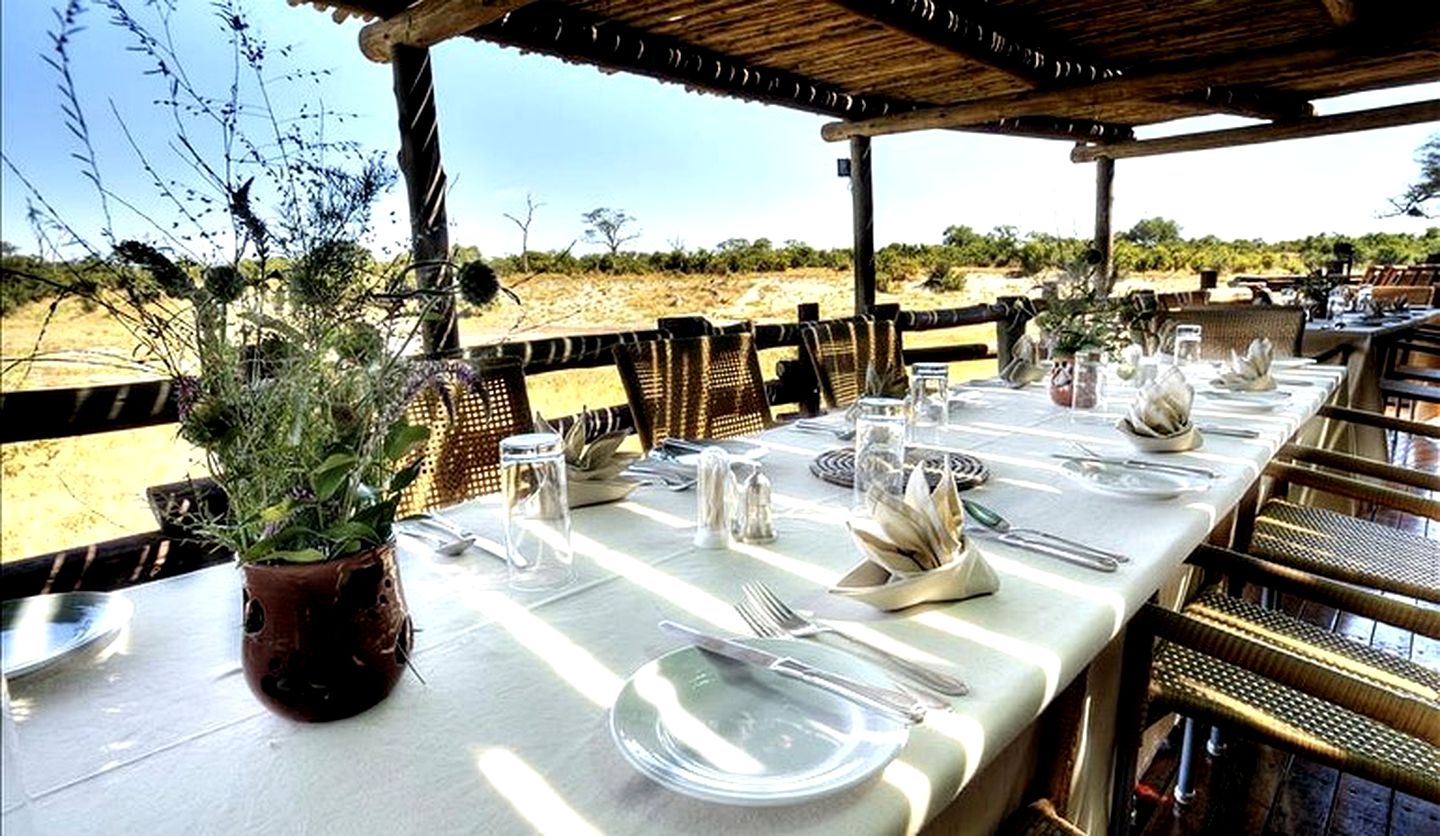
[360,0,535,63]
[1071,99,1440,162]
[391,45,459,358]
[850,136,876,316]
[1094,156,1116,295]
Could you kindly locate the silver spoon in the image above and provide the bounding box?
[399,526,474,557]
[961,498,1125,571]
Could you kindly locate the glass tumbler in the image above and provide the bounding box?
[1070,350,1104,421]
[853,397,907,510]
[1174,324,1203,367]
[500,432,574,591]
[908,362,950,429]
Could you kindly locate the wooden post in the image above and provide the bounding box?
[391,45,459,358]
[1094,155,1116,295]
[850,136,876,315]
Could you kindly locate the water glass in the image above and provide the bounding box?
[1326,287,1348,320]
[1070,351,1104,421]
[853,397,907,510]
[1174,324,1203,367]
[908,362,950,429]
[1,678,35,836]
[500,432,574,591]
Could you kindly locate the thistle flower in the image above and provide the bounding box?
[458,261,500,307]
[203,265,246,303]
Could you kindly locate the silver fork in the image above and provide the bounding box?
[742,582,969,696]
[735,598,952,710]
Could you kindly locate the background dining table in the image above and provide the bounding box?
[3,362,1345,836]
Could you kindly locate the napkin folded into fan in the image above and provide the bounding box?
[1121,367,1195,439]
[831,467,999,611]
[537,413,640,507]
[998,334,1046,387]
[1211,338,1275,392]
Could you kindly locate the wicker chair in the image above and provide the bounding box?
[1111,546,1440,835]
[1157,305,1305,360]
[613,333,774,452]
[1238,405,1440,604]
[798,316,905,411]
[395,357,534,517]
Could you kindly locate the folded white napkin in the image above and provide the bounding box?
[1123,367,1194,438]
[998,334,1046,387]
[538,413,639,507]
[832,467,999,610]
[1212,337,1275,392]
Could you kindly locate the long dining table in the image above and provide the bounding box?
[3,361,1346,836]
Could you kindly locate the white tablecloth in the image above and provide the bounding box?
[3,364,1344,835]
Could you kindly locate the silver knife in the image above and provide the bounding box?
[658,620,927,725]
[1050,454,1218,479]
[1197,424,1261,439]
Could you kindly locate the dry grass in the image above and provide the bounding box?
[1,267,1202,559]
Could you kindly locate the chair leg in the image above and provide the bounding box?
[1109,619,1156,836]
[1207,725,1227,757]
[1174,718,1201,806]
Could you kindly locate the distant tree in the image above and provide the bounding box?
[503,193,542,271]
[1122,217,1182,247]
[0,241,16,256]
[1388,133,1440,218]
[582,207,640,255]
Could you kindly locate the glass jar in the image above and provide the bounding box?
[500,432,574,591]
[852,397,907,510]
[908,362,950,429]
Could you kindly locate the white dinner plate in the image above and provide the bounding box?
[1058,459,1208,500]
[610,637,909,805]
[1,591,133,679]
[1199,389,1292,411]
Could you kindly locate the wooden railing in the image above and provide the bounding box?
[0,300,1029,598]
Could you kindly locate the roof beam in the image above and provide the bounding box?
[359,0,536,62]
[1070,99,1440,162]
[820,32,1440,141]
[471,3,1135,141]
[828,0,1312,122]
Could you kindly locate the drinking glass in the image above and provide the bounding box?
[908,362,950,429]
[1326,287,1348,320]
[1070,350,1104,422]
[500,432,574,591]
[1174,324,1203,367]
[1,677,35,836]
[852,397,907,510]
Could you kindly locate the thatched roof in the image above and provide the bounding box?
[295,1,1440,150]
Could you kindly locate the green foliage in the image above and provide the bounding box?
[1122,217,1183,247]
[581,207,640,255]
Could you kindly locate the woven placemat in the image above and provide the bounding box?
[810,447,989,491]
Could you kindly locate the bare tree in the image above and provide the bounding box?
[581,207,640,255]
[1388,133,1440,218]
[502,193,542,271]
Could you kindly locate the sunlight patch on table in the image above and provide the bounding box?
[475,748,604,836]
[915,612,1064,704]
[574,532,746,633]
[727,540,836,586]
[454,589,621,706]
[992,477,1063,495]
[630,666,766,776]
[813,621,956,667]
[614,502,689,529]
[924,711,987,785]
[881,758,932,835]
[982,554,1128,639]
[1181,500,1218,530]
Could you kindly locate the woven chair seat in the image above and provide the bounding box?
[1251,499,1440,603]
[1159,305,1305,360]
[614,333,773,452]
[1183,588,1440,709]
[799,316,905,411]
[1151,641,1440,803]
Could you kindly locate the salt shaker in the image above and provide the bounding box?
[694,446,732,549]
[737,468,776,544]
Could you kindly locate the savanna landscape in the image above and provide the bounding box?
[4,219,1438,559]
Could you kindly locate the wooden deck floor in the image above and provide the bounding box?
[1130,407,1440,836]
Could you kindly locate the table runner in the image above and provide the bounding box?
[5,364,1345,835]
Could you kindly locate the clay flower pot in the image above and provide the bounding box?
[241,540,412,722]
[1048,356,1075,407]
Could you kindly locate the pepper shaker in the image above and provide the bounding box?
[737,468,776,545]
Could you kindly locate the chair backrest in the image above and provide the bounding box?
[396,356,533,516]
[1156,290,1210,310]
[614,333,774,451]
[1372,285,1438,307]
[798,317,905,411]
[1162,305,1306,359]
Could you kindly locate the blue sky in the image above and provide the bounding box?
[2,2,1437,260]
